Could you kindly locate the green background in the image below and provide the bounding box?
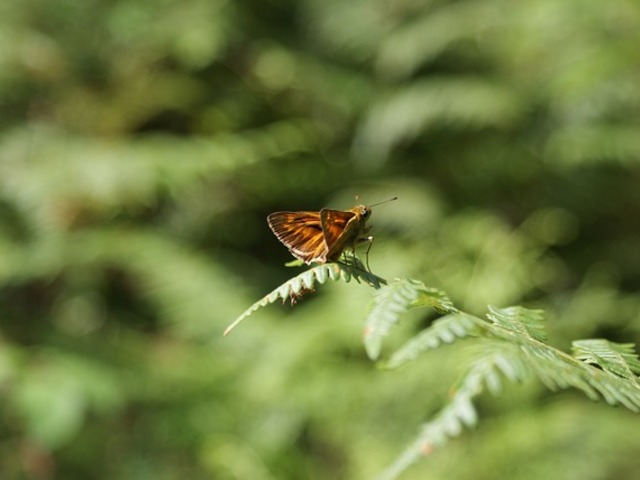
[1,0,640,478]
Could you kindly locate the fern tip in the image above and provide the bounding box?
[223,321,239,336]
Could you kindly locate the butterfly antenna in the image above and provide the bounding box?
[368,196,398,208]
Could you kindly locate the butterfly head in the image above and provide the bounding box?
[350,205,371,219]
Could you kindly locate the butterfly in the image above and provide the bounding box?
[267,197,397,267]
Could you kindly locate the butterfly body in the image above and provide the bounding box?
[267,205,372,265]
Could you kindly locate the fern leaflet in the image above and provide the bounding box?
[572,339,640,381]
[363,279,455,360]
[384,313,485,369]
[486,305,547,342]
[377,342,527,480]
[224,260,385,335]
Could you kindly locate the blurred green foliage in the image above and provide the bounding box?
[1,0,640,478]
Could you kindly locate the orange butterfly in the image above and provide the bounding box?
[267,197,397,266]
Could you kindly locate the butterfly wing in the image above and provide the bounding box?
[267,211,329,264]
[320,209,359,261]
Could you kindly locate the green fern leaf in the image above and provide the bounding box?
[486,305,547,342]
[411,284,458,314]
[375,2,496,79]
[364,279,420,360]
[520,342,640,410]
[483,309,640,409]
[354,77,524,162]
[364,278,456,363]
[379,302,640,479]
[572,339,640,381]
[225,261,385,336]
[377,343,525,480]
[364,279,456,360]
[385,313,485,369]
[547,125,640,166]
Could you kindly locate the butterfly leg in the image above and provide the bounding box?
[363,235,374,272]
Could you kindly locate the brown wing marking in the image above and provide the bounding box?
[320,209,358,262]
[267,211,328,264]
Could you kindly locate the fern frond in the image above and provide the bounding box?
[572,339,640,380]
[224,261,385,336]
[412,284,458,314]
[364,280,419,360]
[546,125,640,166]
[483,308,640,410]
[377,342,527,480]
[486,305,547,342]
[384,313,486,369]
[375,1,495,79]
[231,268,640,480]
[518,342,640,411]
[380,305,640,479]
[363,279,455,360]
[0,120,326,220]
[354,77,524,161]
